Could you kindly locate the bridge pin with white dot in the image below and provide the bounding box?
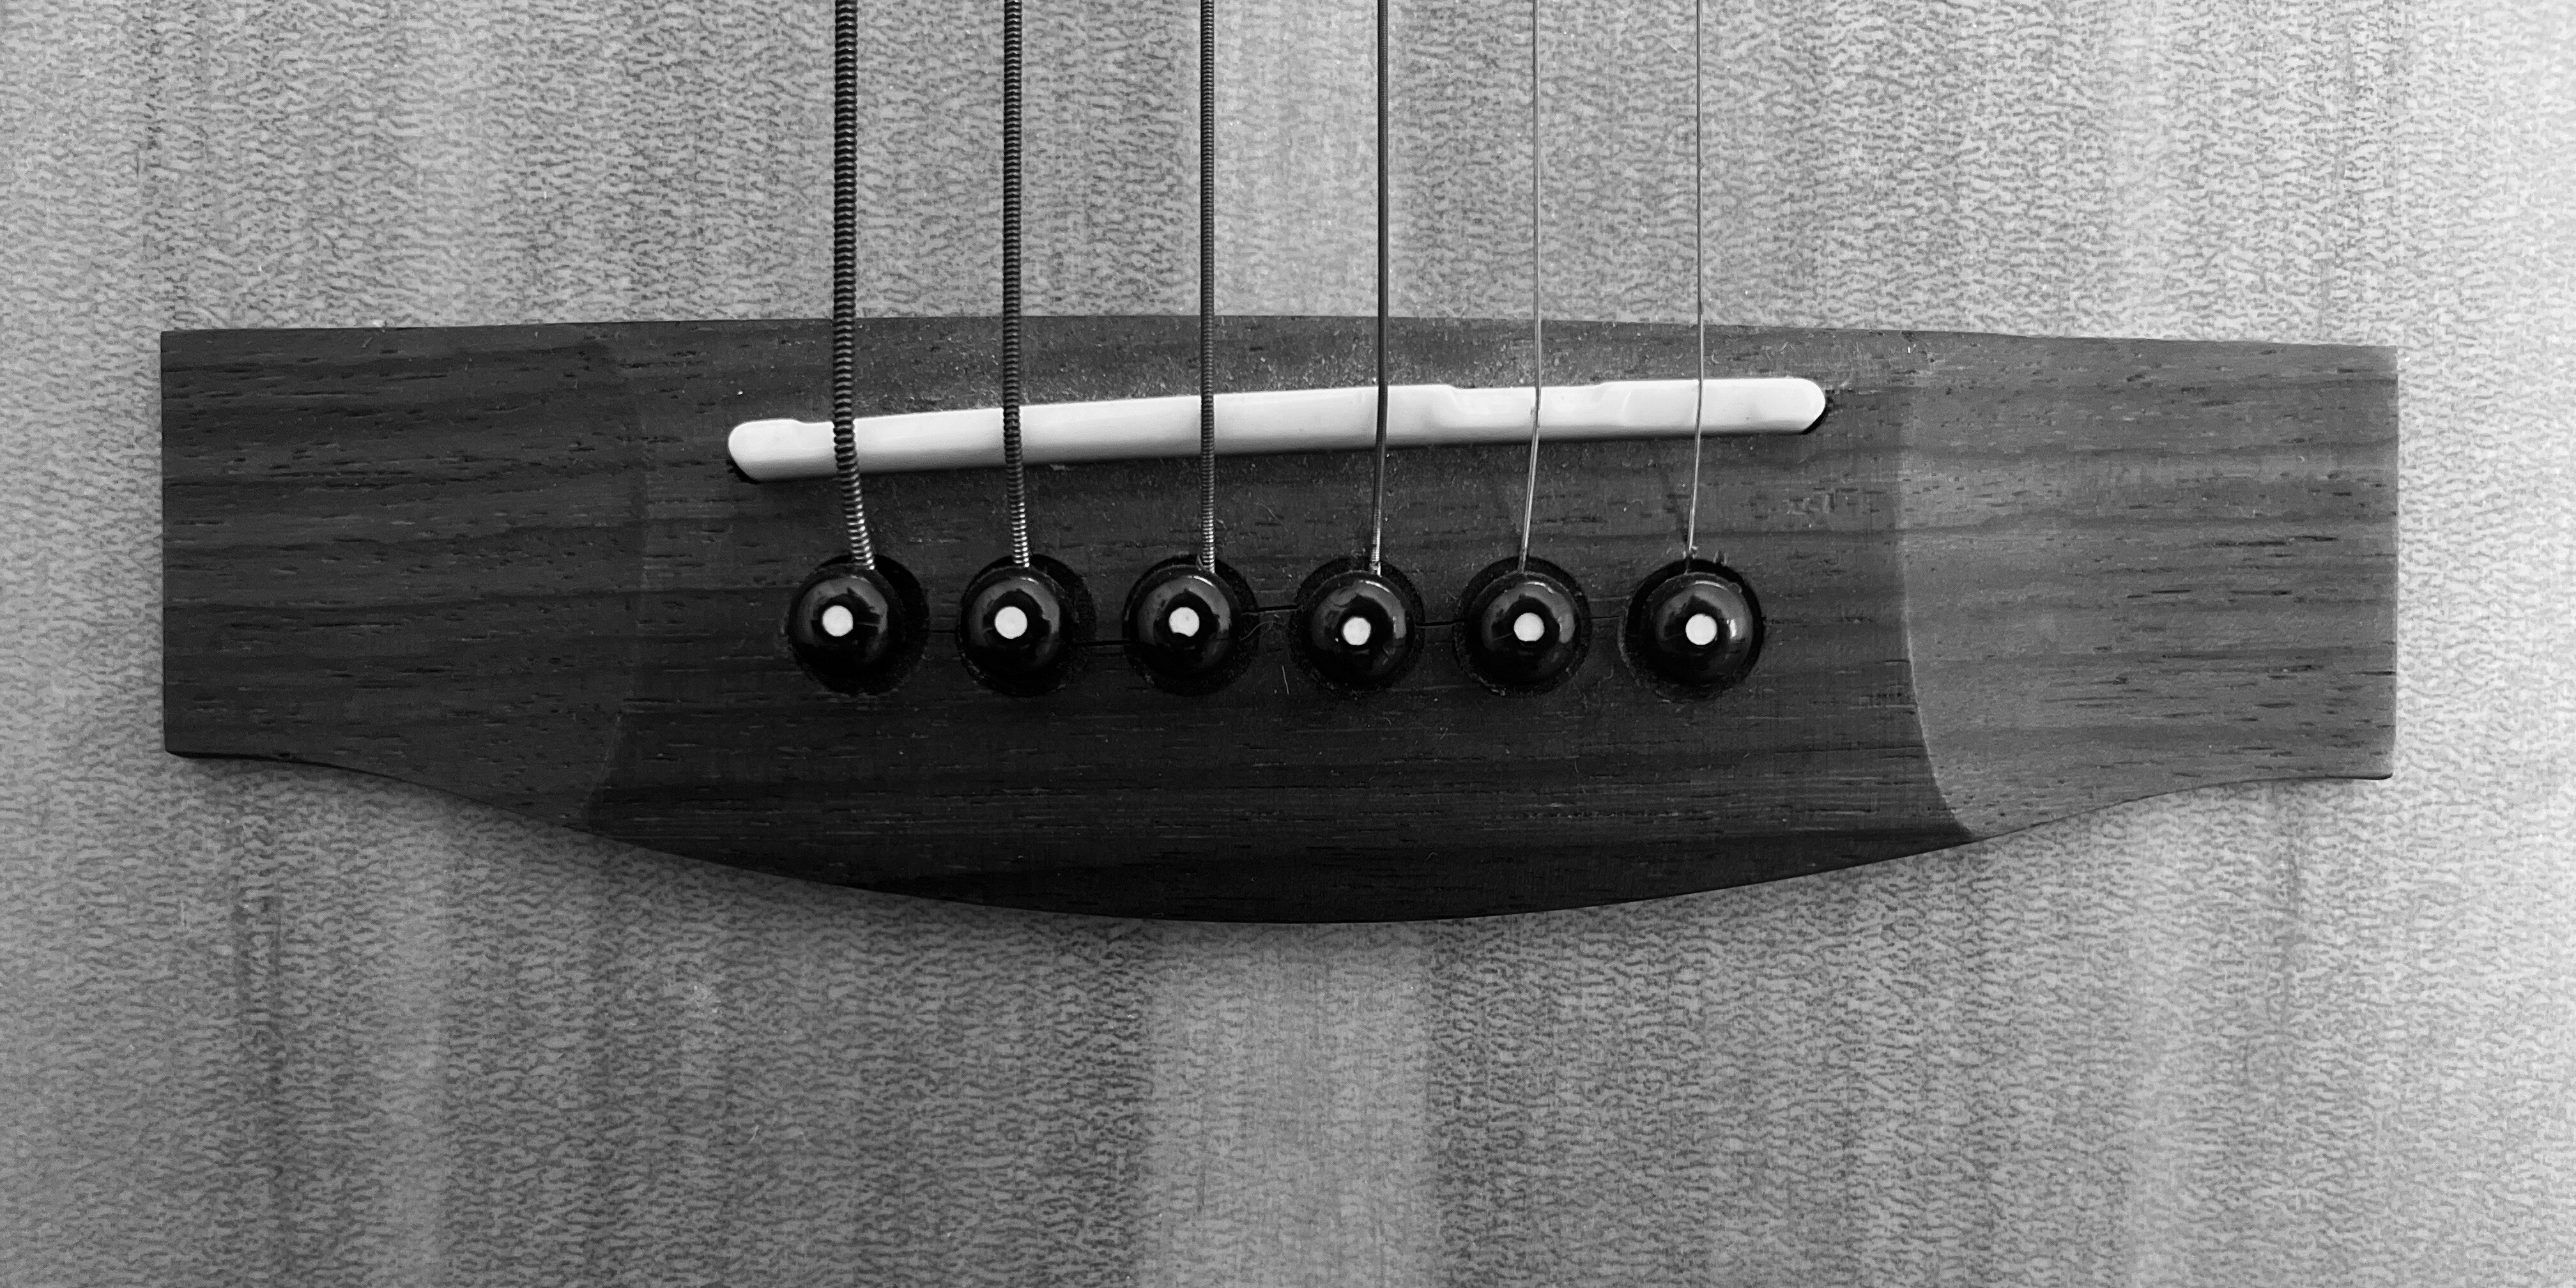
[1290,557,1423,696]
[1623,559,1762,698]
[957,556,1093,698]
[1455,556,1591,696]
[1122,558,1260,696]
[786,556,929,696]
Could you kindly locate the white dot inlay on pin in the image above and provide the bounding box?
[1340,615,1374,648]
[1169,605,1202,638]
[994,604,1030,640]
[820,604,855,638]
[1512,611,1547,643]
[1685,612,1719,647]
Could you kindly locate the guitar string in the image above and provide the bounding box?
[1683,0,1707,562]
[1000,0,1031,568]
[1512,0,1544,571]
[1197,0,1219,573]
[1366,0,1392,576]
[831,0,875,571]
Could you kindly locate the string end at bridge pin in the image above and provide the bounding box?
[1126,0,1260,698]
[958,0,1092,698]
[1459,0,1591,698]
[1293,0,1423,698]
[788,0,927,696]
[1625,0,1762,701]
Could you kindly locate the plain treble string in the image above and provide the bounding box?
[1197,0,1219,574]
[1684,0,1709,561]
[1367,0,1392,576]
[1512,0,1544,571]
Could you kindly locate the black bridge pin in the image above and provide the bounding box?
[958,555,1093,698]
[1124,558,1260,696]
[787,556,930,696]
[1623,558,1763,698]
[1291,556,1425,695]
[1455,555,1591,695]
